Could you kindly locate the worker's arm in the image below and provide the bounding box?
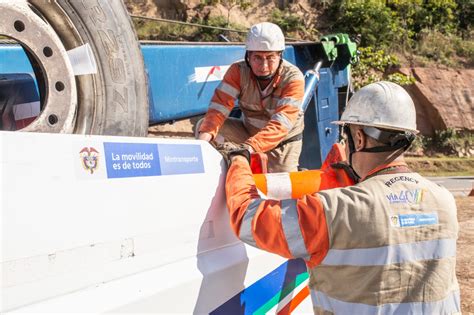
[226,156,329,268]
[198,64,241,140]
[245,78,304,152]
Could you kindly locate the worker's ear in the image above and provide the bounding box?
[354,127,366,151]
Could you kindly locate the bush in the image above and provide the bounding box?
[408,129,474,156]
[270,9,304,34]
[352,47,415,89]
[133,19,192,41]
[415,29,474,67]
[330,0,405,49]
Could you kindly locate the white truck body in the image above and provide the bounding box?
[1,131,312,313]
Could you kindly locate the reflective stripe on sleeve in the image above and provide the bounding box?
[265,173,292,200]
[238,198,262,247]
[217,82,239,99]
[271,112,293,130]
[244,116,267,129]
[311,289,461,315]
[321,238,456,266]
[209,102,231,117]
[281,199,310,260]
[277,97,302,109]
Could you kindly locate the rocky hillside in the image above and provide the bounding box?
[125,0,322,28]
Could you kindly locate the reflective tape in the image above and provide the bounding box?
[281,199,310,260]
[209,102,231,117]
[321,238,457,266]
[239,198,262,247]
[271,112,293,130]
[311,289,461,315]
[244,116,267,129]
[265,173,292,200]
[217,82,239,99]
[277,97,302,109]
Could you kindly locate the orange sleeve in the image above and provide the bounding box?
[198,63,241,139]
[226,157,329,266]
[245,78,304,152]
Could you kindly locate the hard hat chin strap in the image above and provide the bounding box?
[342,125,361,182]
[360,126,415,153]
[342,125,416,181]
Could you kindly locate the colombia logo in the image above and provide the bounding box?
[79,147,99,174]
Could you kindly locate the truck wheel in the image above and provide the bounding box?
[0,0,148,136]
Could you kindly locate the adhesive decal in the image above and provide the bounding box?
[103,142,204,179]
[157,143,204,175]
[104,142,160,179]
[390,212,439,228]
[211,259,309,314]
[190,65,230,83]
[79,147,100,174]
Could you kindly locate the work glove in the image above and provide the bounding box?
[214,142,251,167]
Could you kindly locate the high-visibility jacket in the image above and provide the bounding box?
[226,158,460,314]
[198,59,304,153]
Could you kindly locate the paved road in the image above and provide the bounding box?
[428,176,474,197]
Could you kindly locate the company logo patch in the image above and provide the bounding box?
[386,189,424,204]
[79,147,99,174]
[390,213,439,228]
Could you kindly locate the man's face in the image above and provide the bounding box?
[248,51,281,78]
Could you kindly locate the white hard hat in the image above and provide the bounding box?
[333,81,418,133]
[245,22,285,52]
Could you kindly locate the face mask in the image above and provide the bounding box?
[342,125,361,182]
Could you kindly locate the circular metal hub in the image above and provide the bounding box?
[0,0,77,132]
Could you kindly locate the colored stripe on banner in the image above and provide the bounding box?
[258,273,309,314]
[211,259,309,315]
[103,142,204,179]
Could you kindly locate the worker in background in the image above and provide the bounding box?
[196,22,305,173]
[221,81,460,314]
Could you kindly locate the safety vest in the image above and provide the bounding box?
[237,59,304,148]
[225,156,460,314]
[199,59,304,153]
[310,172,460,314]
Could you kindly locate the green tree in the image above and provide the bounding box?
[270,9,304,33]
[331,0,403,49]
[455,0,474,38]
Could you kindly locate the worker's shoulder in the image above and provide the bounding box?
[280,59,304,80]
[316,181,376,209]
[233,59,247,69]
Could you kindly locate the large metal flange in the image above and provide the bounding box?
[0,0,77,133]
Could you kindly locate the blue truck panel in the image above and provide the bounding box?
[143,44,297,124]
[0,42,351,169]
[0,45,35,76]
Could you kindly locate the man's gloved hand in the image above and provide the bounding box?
[214,142,251,166]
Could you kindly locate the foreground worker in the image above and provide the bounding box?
[196,22,304,172]
[223,81,460,314]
